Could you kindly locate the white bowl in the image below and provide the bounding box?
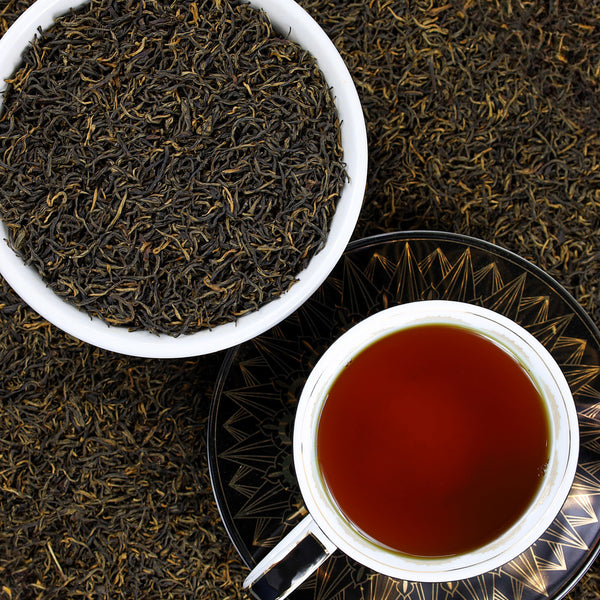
[0,0,367,358]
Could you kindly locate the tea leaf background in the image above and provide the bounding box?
[1,1,600,599]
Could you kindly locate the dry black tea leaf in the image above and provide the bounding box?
[0,0,346,336]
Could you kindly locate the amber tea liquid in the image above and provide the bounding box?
[317,323,551,557]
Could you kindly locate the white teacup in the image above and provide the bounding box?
[243,300,579,599]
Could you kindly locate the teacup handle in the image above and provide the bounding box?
[243,514,337,600]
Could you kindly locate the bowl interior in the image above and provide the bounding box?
[0,0,367,358]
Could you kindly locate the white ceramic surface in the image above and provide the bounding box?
[294,300,579,582]
[0,0,367,358]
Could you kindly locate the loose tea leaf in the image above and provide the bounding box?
[307,0,600,325]
[0,0,346,336]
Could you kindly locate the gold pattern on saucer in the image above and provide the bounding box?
[211,234,600,600]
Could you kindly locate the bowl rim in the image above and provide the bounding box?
[0,0,368,358]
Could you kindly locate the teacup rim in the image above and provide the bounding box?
[293,300,580,581]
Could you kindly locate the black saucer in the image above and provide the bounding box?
[208,231,600,600]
